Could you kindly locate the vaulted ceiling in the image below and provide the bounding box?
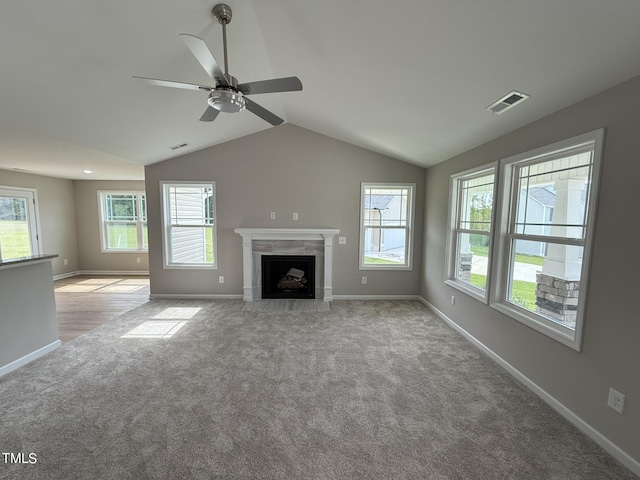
[2,0,640,180]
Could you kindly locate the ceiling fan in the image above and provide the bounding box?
[133,3,302,125]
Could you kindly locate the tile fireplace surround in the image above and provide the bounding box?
[234,228,340,302]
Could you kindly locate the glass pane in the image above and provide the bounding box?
[141,195,147,222]
[363,227,406,265]
[363,187,409,228]
[168,187,214,225]
[170,226,214,264]
[459,173,494,232]
[514,152,592,239]
[107,223,139,249]
[106,194,137,221]
[142,224,148,250]
[507,239,583,330]
[456,233,490,290]
[0,197,31,259]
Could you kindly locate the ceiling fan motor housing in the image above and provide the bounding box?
[212,4,232,24]
[208,88,245,113]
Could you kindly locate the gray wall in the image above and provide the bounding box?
[0,172,148,275]
[74,180,148,272]
[145,124,425,297]
[0,260,59,370]
[421,75,640,462]
[0,169,79,277]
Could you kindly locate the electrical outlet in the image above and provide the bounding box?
[608,388,625,414]
[338,237,347,244]
[218,276,224,284]
[270,212,276,220]
[361,276,367,284]
[293,212,298,220]
[63,259,68,266]
[450,295,456,305]
[136,257,141,264]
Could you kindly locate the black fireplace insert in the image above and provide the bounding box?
[261,255,315,299]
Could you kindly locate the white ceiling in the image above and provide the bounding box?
[2,0,640,180]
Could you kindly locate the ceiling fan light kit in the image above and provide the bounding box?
[133,3,302,125]
[208,87,246,113]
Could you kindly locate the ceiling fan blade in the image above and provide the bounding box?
[199,106,220,122]
[132,76,213,92]
[179,34,228,86]
[244,98,284,126]
[238,76,303,95]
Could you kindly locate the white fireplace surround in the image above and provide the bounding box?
[234,228,340,302]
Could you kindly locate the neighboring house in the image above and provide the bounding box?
[363,193,405,255]
[515,185,586,257]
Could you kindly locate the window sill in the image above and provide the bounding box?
[101,249,148,254]
[359,264,412,271]
[490,301,580,351]
[163,264,217,270]
[445,279,488,304]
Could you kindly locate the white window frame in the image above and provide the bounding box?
[445,163,497,303]
[489,129,604,351]
[0,186,43,261]
[359,182,415,270]
[98,191,147,253]
[161,181,217,269]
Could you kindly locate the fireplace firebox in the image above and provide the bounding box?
[261,255,315,299]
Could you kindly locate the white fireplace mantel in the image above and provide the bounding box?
[234,228,340,302]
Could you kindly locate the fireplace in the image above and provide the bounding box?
[262,255,315,299]
[234,228,340,301]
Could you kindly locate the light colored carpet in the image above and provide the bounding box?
[241,299,330,312]
[0,300,636,479]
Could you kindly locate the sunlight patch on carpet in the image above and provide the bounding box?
[121,320,188,339]
[153,307,201,319]
[121,307,201,338]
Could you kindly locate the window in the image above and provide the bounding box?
[161,182,216,268]
[0,187,41,261]
[445,165,497,302]
[99,192,147,252]
[490,129,604,350]
[360,183,415,269]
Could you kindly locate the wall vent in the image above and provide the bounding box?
[169,142,190,150]
[486,91,530,114]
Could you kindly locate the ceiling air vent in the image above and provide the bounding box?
[486,91,530,114]
[169,142,190,150]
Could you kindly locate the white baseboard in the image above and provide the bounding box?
[149,294,243,300]
[77,270,150,276]
[0,340,62,378]
[52,271,79,281]
[332,295,422,301]
[53,270,149,281]
[418,296,640,478]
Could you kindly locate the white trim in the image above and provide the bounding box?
[161,181,217,269]
[444,164,497,304]
[490,128,605,351]
[0,340,61,378]
[149,293,243,300]
[53,270,149,280]
[73,270,149,276]
[97,190,147,253]
[359,182,415,271]
[234,228,339,302]
[0,185,43,260]
[418,296,640,478]
[52,271,78,281]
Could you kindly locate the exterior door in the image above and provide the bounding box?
[0,187,41,261]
